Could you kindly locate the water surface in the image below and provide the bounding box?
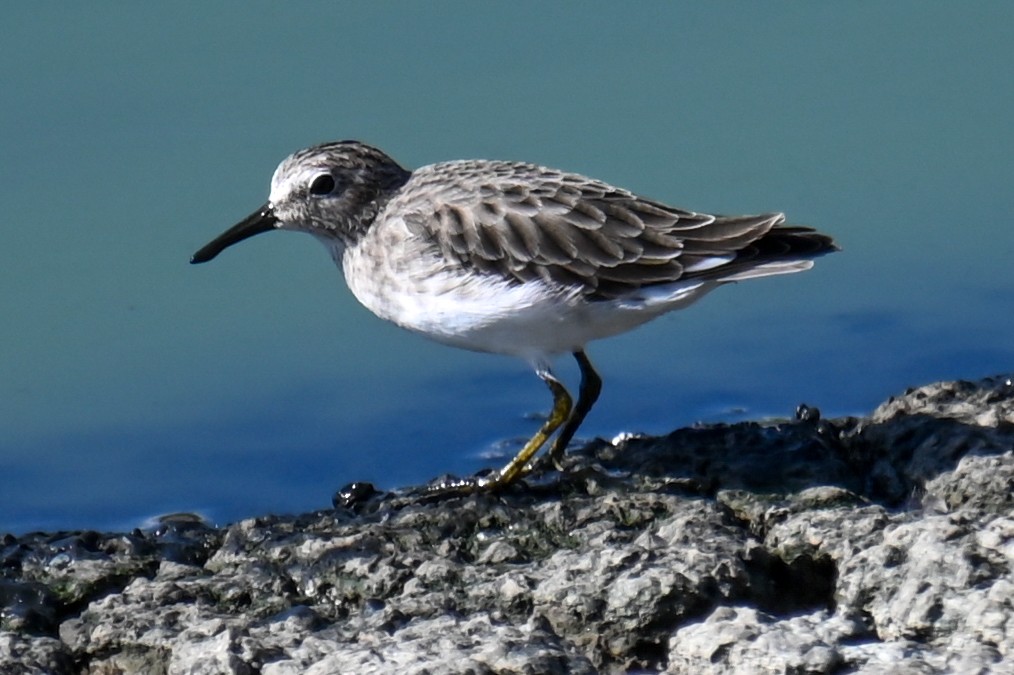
[3,3,1013,532]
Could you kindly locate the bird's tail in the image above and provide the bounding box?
[696,218,839,283]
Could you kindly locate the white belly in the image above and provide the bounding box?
[327,221,717,362]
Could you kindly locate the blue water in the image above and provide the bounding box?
[4,3,1013,532]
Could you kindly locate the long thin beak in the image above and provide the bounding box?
[191,203,279,264]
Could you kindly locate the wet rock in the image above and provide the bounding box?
[2,375,1013,673]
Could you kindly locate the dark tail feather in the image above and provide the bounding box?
[692,225,839,283]
[754,226,839,258]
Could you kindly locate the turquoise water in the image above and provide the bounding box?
[3,3,1013,532]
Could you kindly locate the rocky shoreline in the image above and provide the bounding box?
[3,375,1012,674]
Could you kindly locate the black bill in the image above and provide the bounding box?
[191,203,279,264]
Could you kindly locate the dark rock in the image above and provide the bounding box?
[2,375,1012,673]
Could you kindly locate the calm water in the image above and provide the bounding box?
[4,4,1013,533]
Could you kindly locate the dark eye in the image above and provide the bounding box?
[309,173,337,196]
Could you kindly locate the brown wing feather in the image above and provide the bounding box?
[399,160,835,300]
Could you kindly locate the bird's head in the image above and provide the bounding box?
[191,141,410,264]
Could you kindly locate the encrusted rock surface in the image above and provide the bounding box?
[2,375,1012,674]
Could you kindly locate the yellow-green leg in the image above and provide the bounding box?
[547,350,602,466]
[479,365,573,489]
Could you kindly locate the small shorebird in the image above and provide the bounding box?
[192,141,836,490]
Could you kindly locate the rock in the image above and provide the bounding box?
[0,632,75,675]
[1,375,1012,673]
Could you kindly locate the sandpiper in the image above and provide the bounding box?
[192,141,836,490]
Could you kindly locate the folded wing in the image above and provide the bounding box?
[401,161,837,300]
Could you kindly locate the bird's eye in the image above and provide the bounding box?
[309,173,337,196]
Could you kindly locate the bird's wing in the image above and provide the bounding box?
[399,161,818,300]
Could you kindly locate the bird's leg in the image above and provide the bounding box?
[479,365,573,490]
[547,350,602,467]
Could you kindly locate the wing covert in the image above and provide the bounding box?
[398,160,811,300]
